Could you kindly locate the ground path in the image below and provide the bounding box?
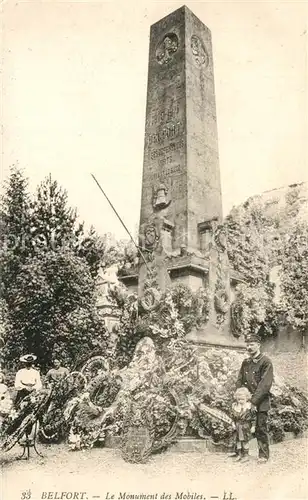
[1,438,307,500]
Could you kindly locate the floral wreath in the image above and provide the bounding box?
[140,288,161,312]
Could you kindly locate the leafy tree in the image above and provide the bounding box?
[0,299,12,366]
[0,169,107,370]
[78,226,105,278]
[224,193,291,339]
[0,166,32,299]
[31,175,104,276]
[32,174,83,248]
[0,165,32,252]
[1,249,108,369]
[230,282,280,339]
[280,221,308,337]
[224,198,274,285]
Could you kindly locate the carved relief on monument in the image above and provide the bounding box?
[152,182,171,210]
[139,256,162,312]
[230,301,241,338]
[140,287,162,312]
[198,219,231,328]
[156,33,179,65]
[138,215,173,311]
[213,224,227,252]
[143,221,160,252]
[214,286,229,315]
[139,214,174,256]
[212,225,230,325]
[191,35,209,68]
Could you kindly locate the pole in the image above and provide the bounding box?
[91,174,149,270]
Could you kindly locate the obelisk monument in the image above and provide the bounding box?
[119,6,244,347]
[140,6,222,255]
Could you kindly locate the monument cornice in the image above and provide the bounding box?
[118,257,245,286]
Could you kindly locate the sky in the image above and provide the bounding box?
[1,0,307,240]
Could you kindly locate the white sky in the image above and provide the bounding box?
[1,0,307,239]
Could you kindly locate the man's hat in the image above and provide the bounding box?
[19,354,37,363]
[245,334,261,344]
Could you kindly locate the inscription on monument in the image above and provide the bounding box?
[147,164,182,182]
[150,140,184,173]
[150,139,184,160]
[158,156,172,167]
[146,121,183,146]
[148,98,180,127]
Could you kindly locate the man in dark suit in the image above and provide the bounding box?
[235,334,274,463]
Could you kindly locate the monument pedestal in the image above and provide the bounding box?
[103,433,232,454]
[186,324,246,352]
[167,253,208,292]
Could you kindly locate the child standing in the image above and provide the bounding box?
[230,387,256,462]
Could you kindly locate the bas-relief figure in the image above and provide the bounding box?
[156,33,179,66]
[211,225,231,322]
[152,182,171,210]
[191,34,209,67]
[138,214,171,305]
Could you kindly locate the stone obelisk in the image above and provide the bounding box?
[119,6,244,347]
[140,6,222,257]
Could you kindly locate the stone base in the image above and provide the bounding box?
[103,432,306,454]
[269,431,307,445]
[186,324,246,351]
[104,435,121,448]
[169,437,229,453]
[104,435,229,453]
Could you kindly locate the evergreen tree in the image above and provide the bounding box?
[1,169,107,370]
[31,175,104,276]
[2,249,107,368]
[31,174,84,254]
[0,166,33,304]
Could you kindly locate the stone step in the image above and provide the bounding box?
[103,432,306,454]
[169,437,228,453]
[104,435,229,453]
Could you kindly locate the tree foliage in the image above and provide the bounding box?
[0,166,33,298]
[3,250,108,367]
[225,185,308,338]
[0,168,107,370]
[280,221,308,333]
[31,175,105,276]
[100,233,138,272]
